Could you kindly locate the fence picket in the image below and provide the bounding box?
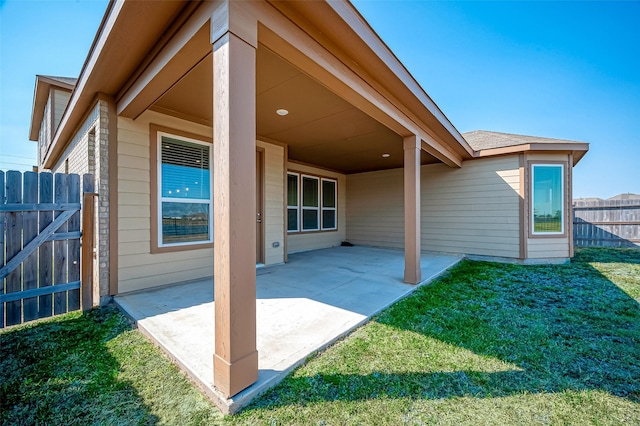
[67,174,81,311]
[38,173,53,317]
[6,171,23,326]
[0,170,5,328]
[22,172,39,321]
[53,173,69,315]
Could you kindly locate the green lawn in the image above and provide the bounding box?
[2,248,639,425]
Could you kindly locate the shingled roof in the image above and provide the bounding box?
[462,130,585,151]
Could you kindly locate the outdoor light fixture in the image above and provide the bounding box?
[276,109,289,116]
[382,153,390,158]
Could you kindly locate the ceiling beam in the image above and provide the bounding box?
[117,1,219,119]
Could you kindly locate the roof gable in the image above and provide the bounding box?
[29,75,76,141]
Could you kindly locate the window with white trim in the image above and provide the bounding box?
[531,164,564,235]
[158,133,213,246]
[302,175,320,230]
[321,178,337,230]
[287,172,299,232]
[287,173,337,232]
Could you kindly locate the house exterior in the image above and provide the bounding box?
[29,0,588,398]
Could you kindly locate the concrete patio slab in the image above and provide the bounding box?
[114,246,462,413]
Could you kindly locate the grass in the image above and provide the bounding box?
[2,247,639,425]
[0,307,222,425]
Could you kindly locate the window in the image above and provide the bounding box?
[321,179,337,230]
[158,133,212,246]
[302,175,320,230]
[531,164,564,234]
[287,172,337,233]
[287,173,299,232]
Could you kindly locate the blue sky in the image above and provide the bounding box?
[1,0,638,199]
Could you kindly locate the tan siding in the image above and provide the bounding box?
[257,140,285,265]
[527,237,570,258]
[52,89,71,133]
[346,168,404,249]
[38,96,53,167]
[346,156,522,258]
[117,113,287,292]
[117,111,213,293]
[287,163,347,253]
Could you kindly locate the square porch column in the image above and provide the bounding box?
[404,135,422,284]
[212,30,258,397]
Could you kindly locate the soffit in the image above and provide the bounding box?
[153,46,440,174]
[44,0,190,167]
[267,0,473,159]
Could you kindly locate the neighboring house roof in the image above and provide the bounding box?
[29,75,77,141]
[607,193,640,200]
[573,197,604,202]
[463,130,589,164]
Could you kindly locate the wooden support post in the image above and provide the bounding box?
[81,175,96,311]
[403,135,422,284]
[212,22,259,396]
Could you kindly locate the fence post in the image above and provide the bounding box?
[81,175,96,311]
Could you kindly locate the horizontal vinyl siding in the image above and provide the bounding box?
[287,163,347,253]
[425,158,520,257]
[346,156,522,258]
[52,89,71,133]
[527,237,570,258]
[346,169,404,249]
[117,111,213,293]
[258,140,285,265]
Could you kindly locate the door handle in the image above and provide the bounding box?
[257,219,262,223]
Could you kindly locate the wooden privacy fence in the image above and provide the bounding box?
[573,198,640,247]
[0,171,96,328]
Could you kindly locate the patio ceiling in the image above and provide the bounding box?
[152,46,441,174]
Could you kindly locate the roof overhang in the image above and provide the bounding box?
[41,0,191,168]
[274,0,474,158]
[41,0,475,169]
[475,142,590,165]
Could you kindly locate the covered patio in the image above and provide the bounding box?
[114,246,461,413]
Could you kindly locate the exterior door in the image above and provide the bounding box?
[256,149,264,264]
